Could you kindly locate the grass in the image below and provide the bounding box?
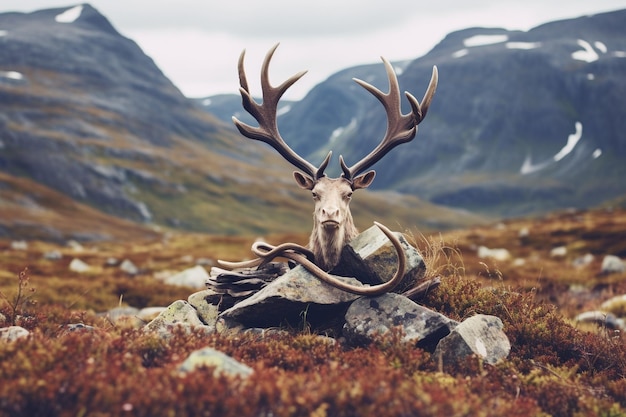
[1,207,626,416]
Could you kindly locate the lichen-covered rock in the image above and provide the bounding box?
[333,225,426,293]
[343,293,458,349]
[187,289,221,326]
[178,347,253,378]
[601,255,625,274]
[434,314,511,367]
[144,300,211,335]
[219,265,363,329]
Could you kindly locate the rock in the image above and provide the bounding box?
[572,253,594,268]
[119,259,139,275]
[178,347,253,378]
[434,314,511,367]
[343,293,458,349]
[164,265,209,288]
[10,240,28,250]
[101,306,142,328]
[69,258,91,273]
[67,240,85,252]
[601,255,625,274]
[575,311,625,330]
[550,246,567,257]
[219,265,363,329]
[333,225,426,293]
[136,307,167,322]
[43,250,63,260]
[0,326,30,342]
[144,300,211,334]
[477,246,511,261]
[64,323,96,333]
[187,289,221,326]
[600,294,626,317]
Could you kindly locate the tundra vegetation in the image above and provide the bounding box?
[1,207,626,416]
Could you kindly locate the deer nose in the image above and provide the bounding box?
[322,206,340,219]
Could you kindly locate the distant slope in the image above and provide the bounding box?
[0,4,484,241]
[204,9,626,218]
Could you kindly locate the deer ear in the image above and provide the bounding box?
[352,170,376,190]
[293,171,316,190]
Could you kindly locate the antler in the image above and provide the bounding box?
[232,43,331,180]
[218,222,406,296]
[340,59,438,181]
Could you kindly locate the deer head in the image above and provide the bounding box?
[233,44,438,272]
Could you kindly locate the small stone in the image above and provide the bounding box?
[10,240,28,250]
[601,255,625,274]
[65,323,96,333]
[434,314,511,367]
[0,326,30,342]
[119,259,139,275]
[69,258,91,273]
[43,250,63,260]
[178,347,253,378]
[477,246,511,261]
[136,307,167,322]
[550,246,567,257]
[164,265,210,288]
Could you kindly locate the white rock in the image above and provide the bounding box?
[550,246,567,257]
[601,255,625,274]
[0,326,30,342]
[69,258,91,273]
[477,246,511,261]
[120,259,139,275]
[164,265,209,288]
[10,240,28,250]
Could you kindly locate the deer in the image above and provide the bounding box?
[218,44,438,296]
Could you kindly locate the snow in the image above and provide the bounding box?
[594,41,607,54]
[506,42,541,50]
[553,122,582,162]
[587,73,595,80]
[0,30,7,37]
[463,34,508,47]
[0,71,23,80]
[452,49,469,58]
[592,149,602,159]
[55,5,83,23]
[520,122,583,175]
[328,118,356,144]
[201,98,212,106]
[614,51,626,58]
[572,39,599,63]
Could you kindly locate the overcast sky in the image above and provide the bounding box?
[5,1,626,99]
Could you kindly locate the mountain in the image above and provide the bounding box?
[0,4,481,241]
[204,9,626,218]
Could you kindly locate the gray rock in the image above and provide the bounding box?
[601,255,626,274]
[164,265,210,288]
[343,293,458,349]
[0,326,30,342]
[64,323,96,333]
[188,289,221,326]
[178,347,253,378]
[219,265,363,329]
[144,300,211,334]
[575,310,625,330]
[69,258,91,273]
[434,314,511,367]
[333,225,426,293]
[119,259,139,275]
[43,250,63,260]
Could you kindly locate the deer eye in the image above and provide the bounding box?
[311,191,319,200]
[345,192,353,200]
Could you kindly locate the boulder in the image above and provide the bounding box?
[219,265,363,329]
[433,314,511,367]
[187,289,221,326]
[333,225,426,293]
[178,347,253,378]
[343,293,457,349]
[119,259,139,275]
[144,300,212,335]
[69,258,91,273]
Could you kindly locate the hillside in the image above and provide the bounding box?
[204,9,626,218]
[0,4,482,241]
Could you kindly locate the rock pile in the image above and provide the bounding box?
[141,226,511,370]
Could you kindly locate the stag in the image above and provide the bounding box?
[220,44,437,295]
